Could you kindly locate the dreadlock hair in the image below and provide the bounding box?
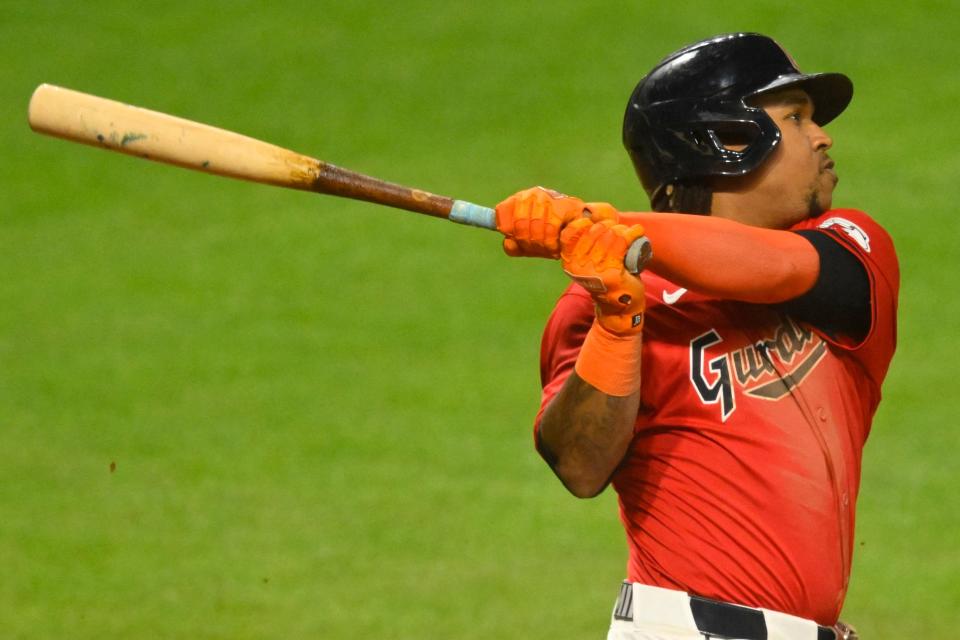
[649,181,713,215]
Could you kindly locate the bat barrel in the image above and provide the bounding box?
[28,84,322,191]
[27,84,462,221]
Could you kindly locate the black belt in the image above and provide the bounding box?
[614,582,838,640]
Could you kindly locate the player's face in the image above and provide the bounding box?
[712,88,837,229]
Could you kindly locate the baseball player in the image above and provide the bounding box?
[495,33,898,640]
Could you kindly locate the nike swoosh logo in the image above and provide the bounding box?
[662,287,687,304]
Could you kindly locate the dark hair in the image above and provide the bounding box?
[651,181,712,214]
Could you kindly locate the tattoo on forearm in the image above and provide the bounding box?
[540,373,639,479]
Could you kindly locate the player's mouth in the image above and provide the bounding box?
[822,158,838,185]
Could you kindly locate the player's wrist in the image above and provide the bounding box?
[574,320,643,397]
[595,288,645,336]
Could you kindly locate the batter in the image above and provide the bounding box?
[496,33,898,640]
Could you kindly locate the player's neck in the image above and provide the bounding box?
[709,191,804,230]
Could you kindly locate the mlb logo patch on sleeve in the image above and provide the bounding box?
[818,217,871,253]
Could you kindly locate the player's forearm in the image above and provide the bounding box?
[617,212,819,303]
[538,372,640,498]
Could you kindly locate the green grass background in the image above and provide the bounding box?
[2,1,958,638]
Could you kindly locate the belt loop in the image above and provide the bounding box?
[613,581,633,621]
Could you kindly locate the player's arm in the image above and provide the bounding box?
[538,371,639,498]
[495,188,818,303]
[618,211,819,303]
[496,189,869,340]
[536,219,646,498]
[618,211,870,340]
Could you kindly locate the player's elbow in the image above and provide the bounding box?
[562,475,609,499]
[768,252,820,302]
[550,455,612,498]
[537,428,628,498]
[738,239,821,303]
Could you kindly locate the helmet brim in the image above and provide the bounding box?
[750,72,853,126]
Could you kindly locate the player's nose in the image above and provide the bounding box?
[811,122,833,151]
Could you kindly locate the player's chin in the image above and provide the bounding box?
[822,172,837,198]
[806,191,829,218]
[808,182,835,217]
[820,185,835,212]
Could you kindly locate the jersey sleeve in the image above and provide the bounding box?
[534,285,595,447]
[794,209,900,387]
[777,230,870,341]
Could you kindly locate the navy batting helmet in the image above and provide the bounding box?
[623,33,853,208]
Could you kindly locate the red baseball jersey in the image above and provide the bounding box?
[536,209,899,625]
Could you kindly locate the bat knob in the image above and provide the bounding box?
[624,236,652,275]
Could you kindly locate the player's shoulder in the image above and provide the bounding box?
[792,208,896,259]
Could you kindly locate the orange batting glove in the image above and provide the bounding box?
[560,218,647,336]
[496,186,618,258]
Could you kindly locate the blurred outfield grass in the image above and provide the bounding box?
[2,1,958,638]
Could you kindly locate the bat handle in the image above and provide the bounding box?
[449,200,497,230]
[448,199,652,275]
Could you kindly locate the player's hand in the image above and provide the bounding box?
[833,621,859,640]
[561,218,647,335]
[495,186,618,259]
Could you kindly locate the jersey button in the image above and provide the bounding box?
[842,493,849,506]
[817,406,828,421]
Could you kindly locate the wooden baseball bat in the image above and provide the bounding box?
[27,84,650,272]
